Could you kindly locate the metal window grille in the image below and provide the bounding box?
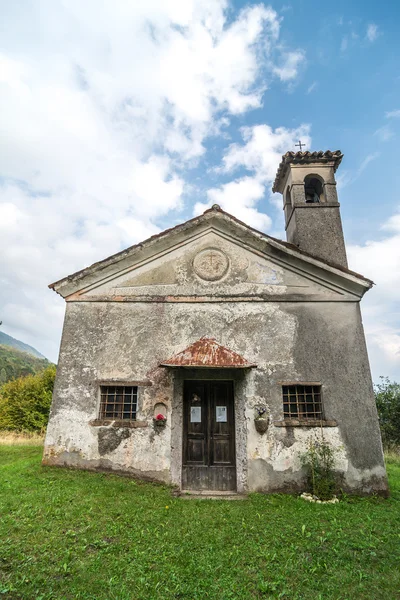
[99,386,138,420]
[282,385,323,420]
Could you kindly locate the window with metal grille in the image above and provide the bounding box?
[282,385,323,420]
[99,386,138,420]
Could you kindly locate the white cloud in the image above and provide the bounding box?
[0,202,25,228]
[366,23,379,43]
[348,211,400,381]
[386,109,400,119]
[336,152,380,191]
[221,123,311,179]
[306,81,318,94]
[373,125,394,142]
[195,123,311,228]
[340,22,380,52]
[357,152,380,176]
[0,1,306,360]
[272,50,305,81]
[382,213,400,232]
[195,176,271,230]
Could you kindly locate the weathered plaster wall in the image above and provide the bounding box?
[286,205,348,268]
[245,301,387,495]
[44,300,388,495]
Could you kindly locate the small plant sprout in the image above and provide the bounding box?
[254,405,267,419]
[300,430,338,502]
[254,405,269,434]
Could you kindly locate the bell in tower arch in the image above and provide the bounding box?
[304,175,323,203]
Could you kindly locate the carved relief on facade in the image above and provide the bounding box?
[193,248,230,281]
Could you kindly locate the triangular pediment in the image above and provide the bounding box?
[51,207,371,302]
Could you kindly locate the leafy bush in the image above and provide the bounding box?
[0,365,56,432]
[374,377,400,447]
[300,435,337,500]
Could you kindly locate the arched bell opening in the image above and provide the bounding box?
[304,175,324,203]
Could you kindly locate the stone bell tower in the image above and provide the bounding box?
[272,150,348,268]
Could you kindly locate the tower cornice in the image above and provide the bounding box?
[272,150,343,193]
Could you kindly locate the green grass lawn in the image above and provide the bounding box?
[1,448,400,600]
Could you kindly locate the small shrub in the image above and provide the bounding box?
[0,365,56,432]
[300,435,337,500]
[374,377,400,447]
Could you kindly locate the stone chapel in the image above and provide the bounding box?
[43,150,388,496]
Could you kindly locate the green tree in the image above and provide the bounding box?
[374,377,400,446]
[0,365,56,432]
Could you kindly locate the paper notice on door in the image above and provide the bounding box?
[190,406,201,423]
[216,406,227,422]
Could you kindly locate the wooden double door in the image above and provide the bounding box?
[182,380,236,491]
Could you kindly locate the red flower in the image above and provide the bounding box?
[155,413,166,421]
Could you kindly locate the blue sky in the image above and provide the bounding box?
[0,0,399,381]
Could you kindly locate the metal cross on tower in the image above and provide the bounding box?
[295,140,306,151]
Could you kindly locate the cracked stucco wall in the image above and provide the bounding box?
[43,299,388,495]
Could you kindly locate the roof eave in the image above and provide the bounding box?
[266,237,373,292]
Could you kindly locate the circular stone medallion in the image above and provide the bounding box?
[193,248,229,281]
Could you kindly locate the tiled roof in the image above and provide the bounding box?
[272,150,344,193]
[160,337,257,368]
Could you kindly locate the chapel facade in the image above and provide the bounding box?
[43,151,389,496]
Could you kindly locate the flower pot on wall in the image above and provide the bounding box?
[254,417,269,434]
[153,413,167,431]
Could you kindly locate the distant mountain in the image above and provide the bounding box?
[0,344,53,384]
[0,331,46,360]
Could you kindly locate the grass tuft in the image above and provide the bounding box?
[0,430,45,445]
[384,446,400,465]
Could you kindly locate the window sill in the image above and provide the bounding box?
[273,419,337,428]
[89,419,148,429]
